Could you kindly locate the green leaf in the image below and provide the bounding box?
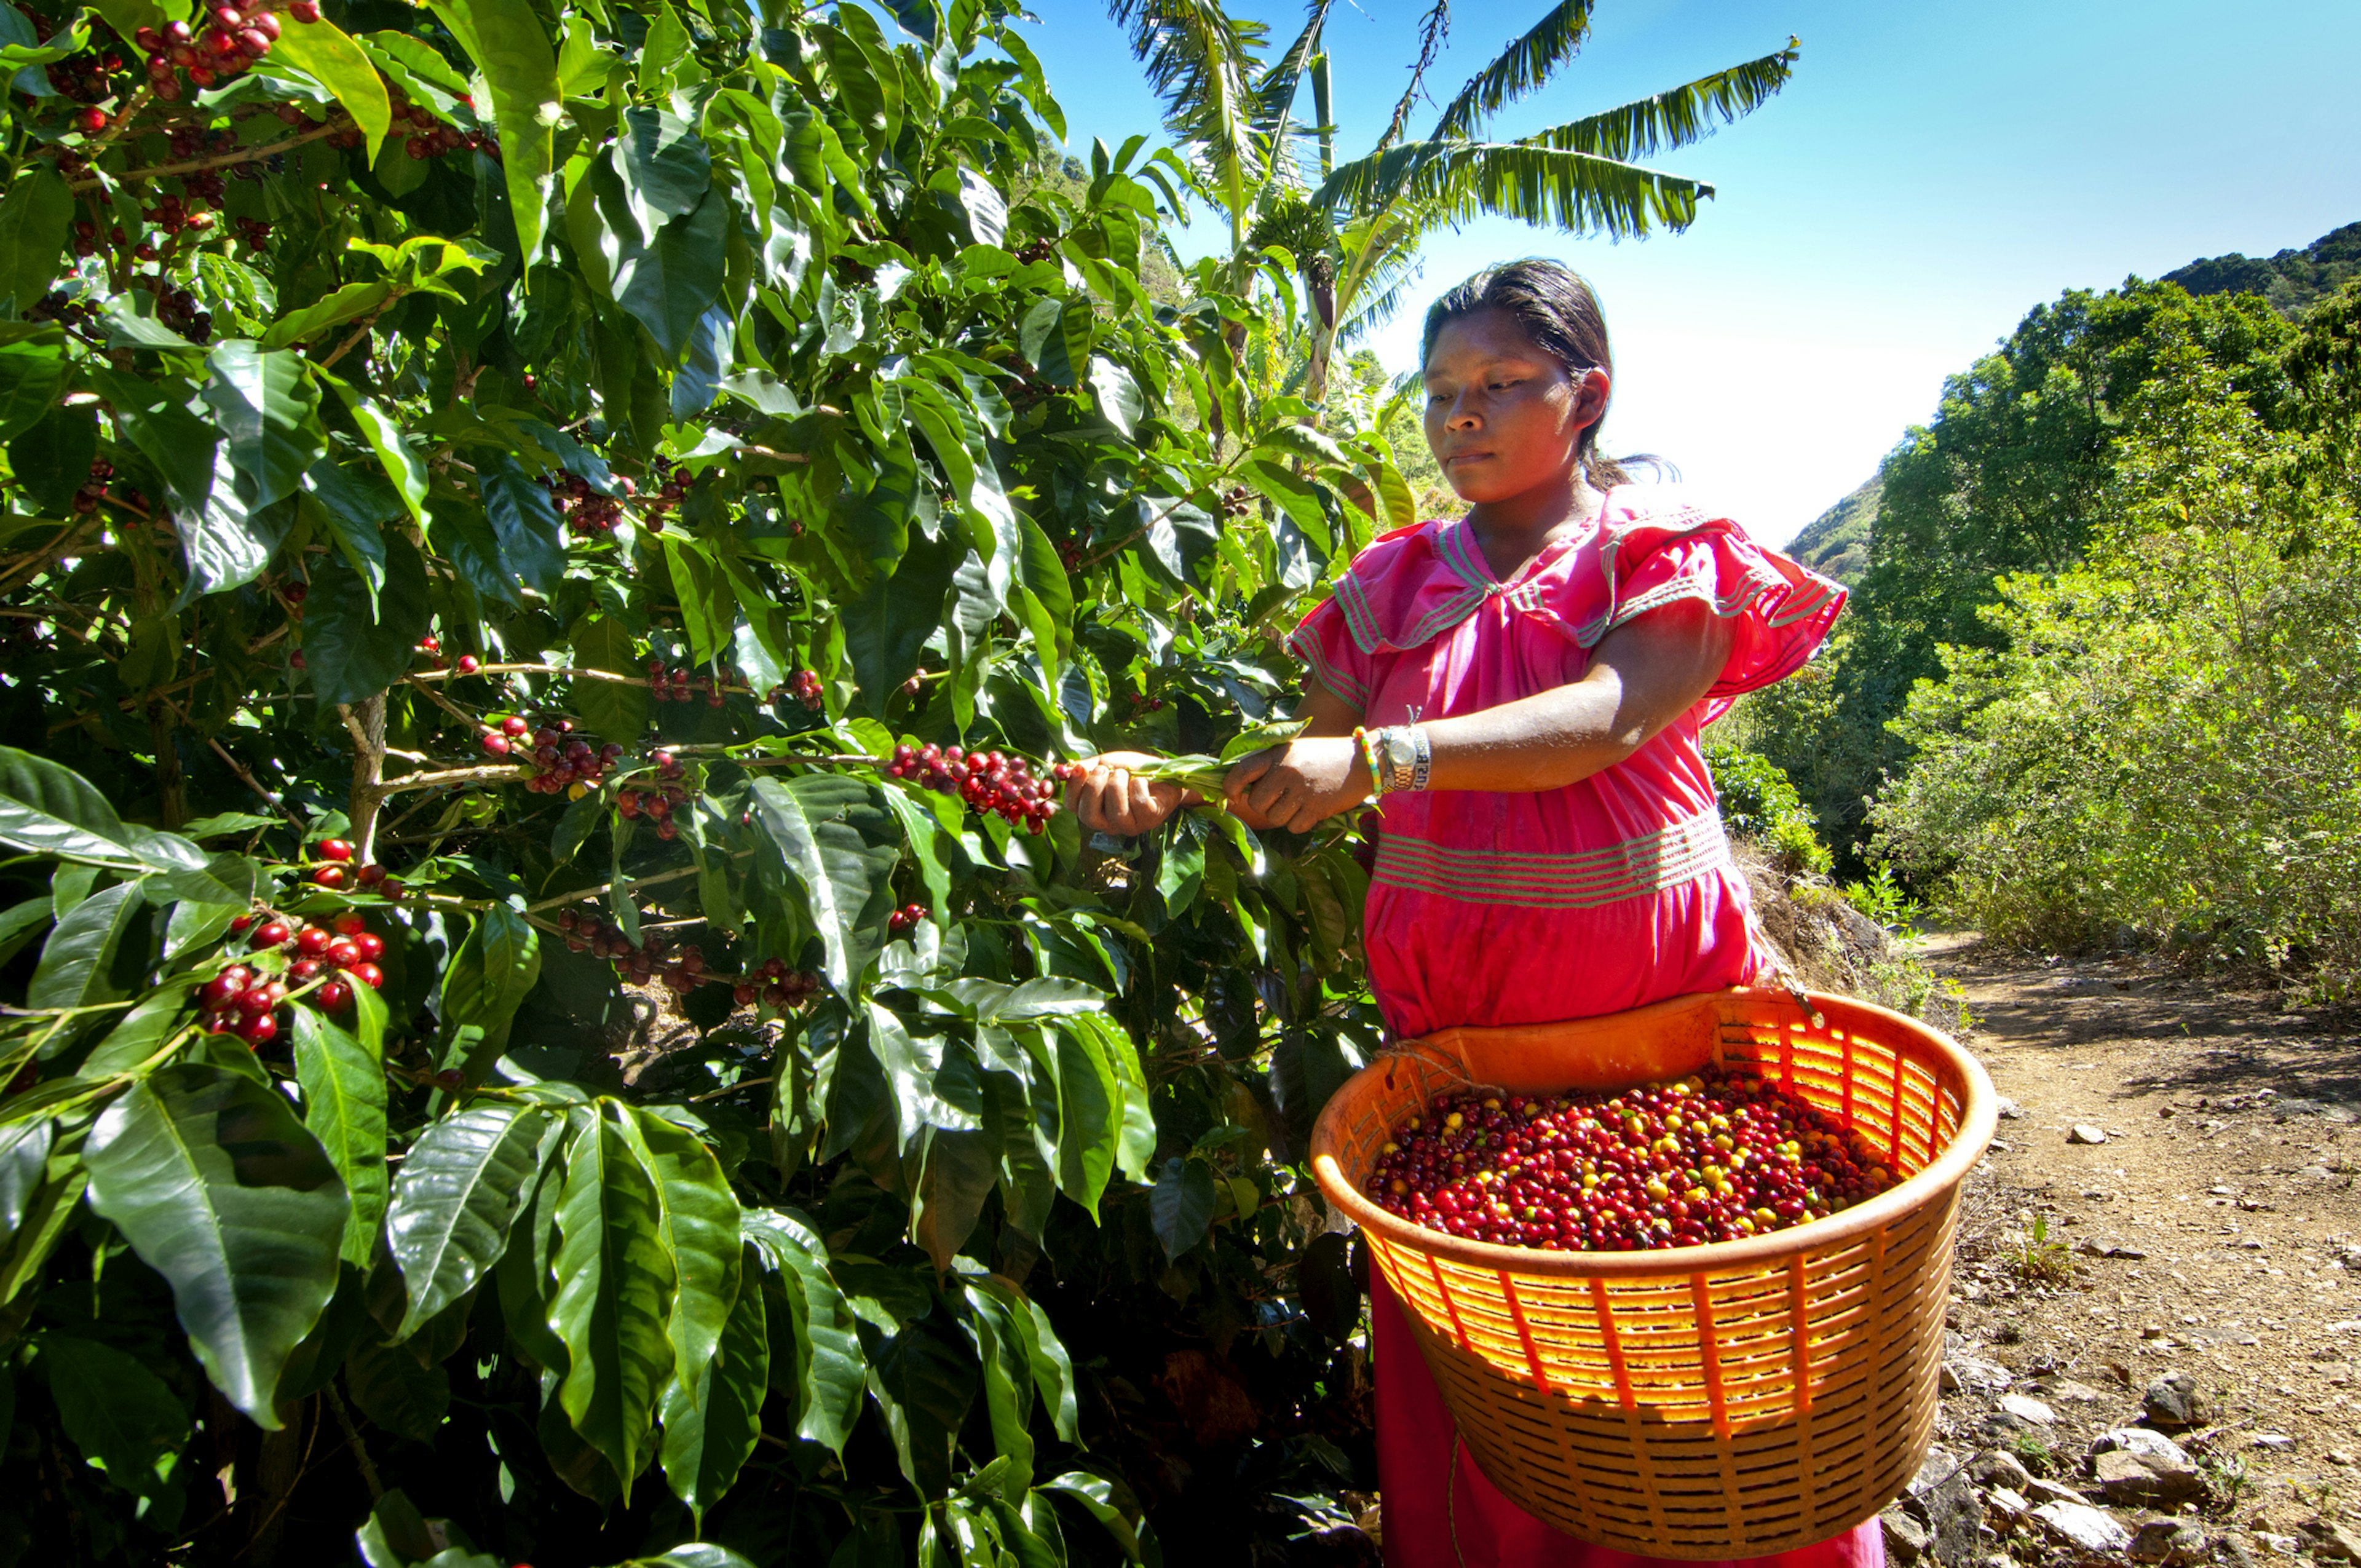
[202,341,323,510]
[305,533,432,708]
[866,1303,976,1499]
[0,750,251,904]
[879,788,954,918]
[910,1125,995,1274]
[1150,1156,1217,1259]
[84,367,215,520]
[26,877,141,1015]
[657,1243,767,1526]
[746,774,895,990]
[1050,1023,1117,1221]
[960,1277,1036,1493]
[0,1120,49,1241]
[617,1107,742,1404]
[568,612,650,741]
[41,1334,191,1515]
[842,524,960,716]
[660,534,734,664]
[271,14,395,159]
[868,1003,984,1153]
[344,1332,451,1443]
[1087,356,1144,438]
[0,324,66,443]
[433,0,561,264]
[615,188,730,365]
[291,1007,389,1269]
[1314,137,1710,242]
[324,377,430,528]
[740,1209,863,1452]
[439,905,541,1068]
[261,280,392,353]
[7,403,95,514]
[306,457,394,613]
[1040,1472,1154,1564]
[0,167,69,315]
[619,106,713,229]
[387,1104,550,1337]
[480,453,566,598]
[548,1110,676,1499]
[0,753,129,863]
[1017,298,1075,386]
[82,1064,349,1426]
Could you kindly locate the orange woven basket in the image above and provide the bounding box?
[1309,986,1995,1559]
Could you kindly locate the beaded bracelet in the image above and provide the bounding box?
[1352,726,1386,798]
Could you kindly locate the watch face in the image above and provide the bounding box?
[1382,733,1415,772]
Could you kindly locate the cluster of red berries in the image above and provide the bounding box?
[553,920,817,1009]
[124,274,215,341]
[616,760,691,839]
[886,902,927,935]
[203,910,385,1042]
[1056,537,1086,572]
[647,661,725,707]
[547,473,625,536]
[390,89,489,162]
[45,45,125,116]
[304,837,401,894]
[26,292,98,327]
[481,716,624,796]
[1365,1069,1899,1252]
[133,0,315,100]
[888,745,1059,832]
[1217,484,1254,520]
[232,215,271,248]
[69,458,114,515]
[732,957,821,1008]
[641,464,690,520]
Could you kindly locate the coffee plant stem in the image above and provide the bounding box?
[65,120,344,191]
[374,762,530,794]
[521,861,706,914]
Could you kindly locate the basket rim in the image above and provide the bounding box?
[1308,984,1997,1280]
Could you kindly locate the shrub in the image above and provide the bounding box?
[1706,742,1832,877]
[1872,344,2361,997]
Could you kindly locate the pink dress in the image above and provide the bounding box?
[1287,486,1872,1568]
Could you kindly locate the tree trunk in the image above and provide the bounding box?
[341,694,388,863]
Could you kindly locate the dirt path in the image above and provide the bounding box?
[1920,932,2361,1551]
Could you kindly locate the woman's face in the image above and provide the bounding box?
[1421,308,1608,505]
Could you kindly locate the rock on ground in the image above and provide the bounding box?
[2129,1518,2210,1566]
[2035,1500,2135,1554]
[2142,1371,2212,1430]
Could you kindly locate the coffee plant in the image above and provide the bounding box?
[0,0,1409,1559]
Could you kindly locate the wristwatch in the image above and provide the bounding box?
[1377,726,1429,793]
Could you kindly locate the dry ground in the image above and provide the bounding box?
[1923,930,2361,1550]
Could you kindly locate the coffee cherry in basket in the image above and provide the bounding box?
[1363,1067,1899,1252]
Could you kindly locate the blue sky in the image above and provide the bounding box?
[1016,1,2361,546]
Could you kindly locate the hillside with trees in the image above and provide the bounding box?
[1744,237,2361,997]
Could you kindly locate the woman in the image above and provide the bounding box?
[1064,259,1869,1568]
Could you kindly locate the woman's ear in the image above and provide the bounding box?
[1573,366,1612,432]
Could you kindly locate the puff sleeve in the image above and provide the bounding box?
[1589,511,1846,713]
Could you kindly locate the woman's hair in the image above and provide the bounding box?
[1420,258,1635,490]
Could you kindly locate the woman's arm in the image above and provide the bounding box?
[1225,598,1736,831]
[1063,681,1361,837]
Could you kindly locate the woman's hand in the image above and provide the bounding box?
[1062,751,1199,837]
[1223,737,1371,832]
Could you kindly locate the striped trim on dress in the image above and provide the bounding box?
[1372,807,1734,910]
